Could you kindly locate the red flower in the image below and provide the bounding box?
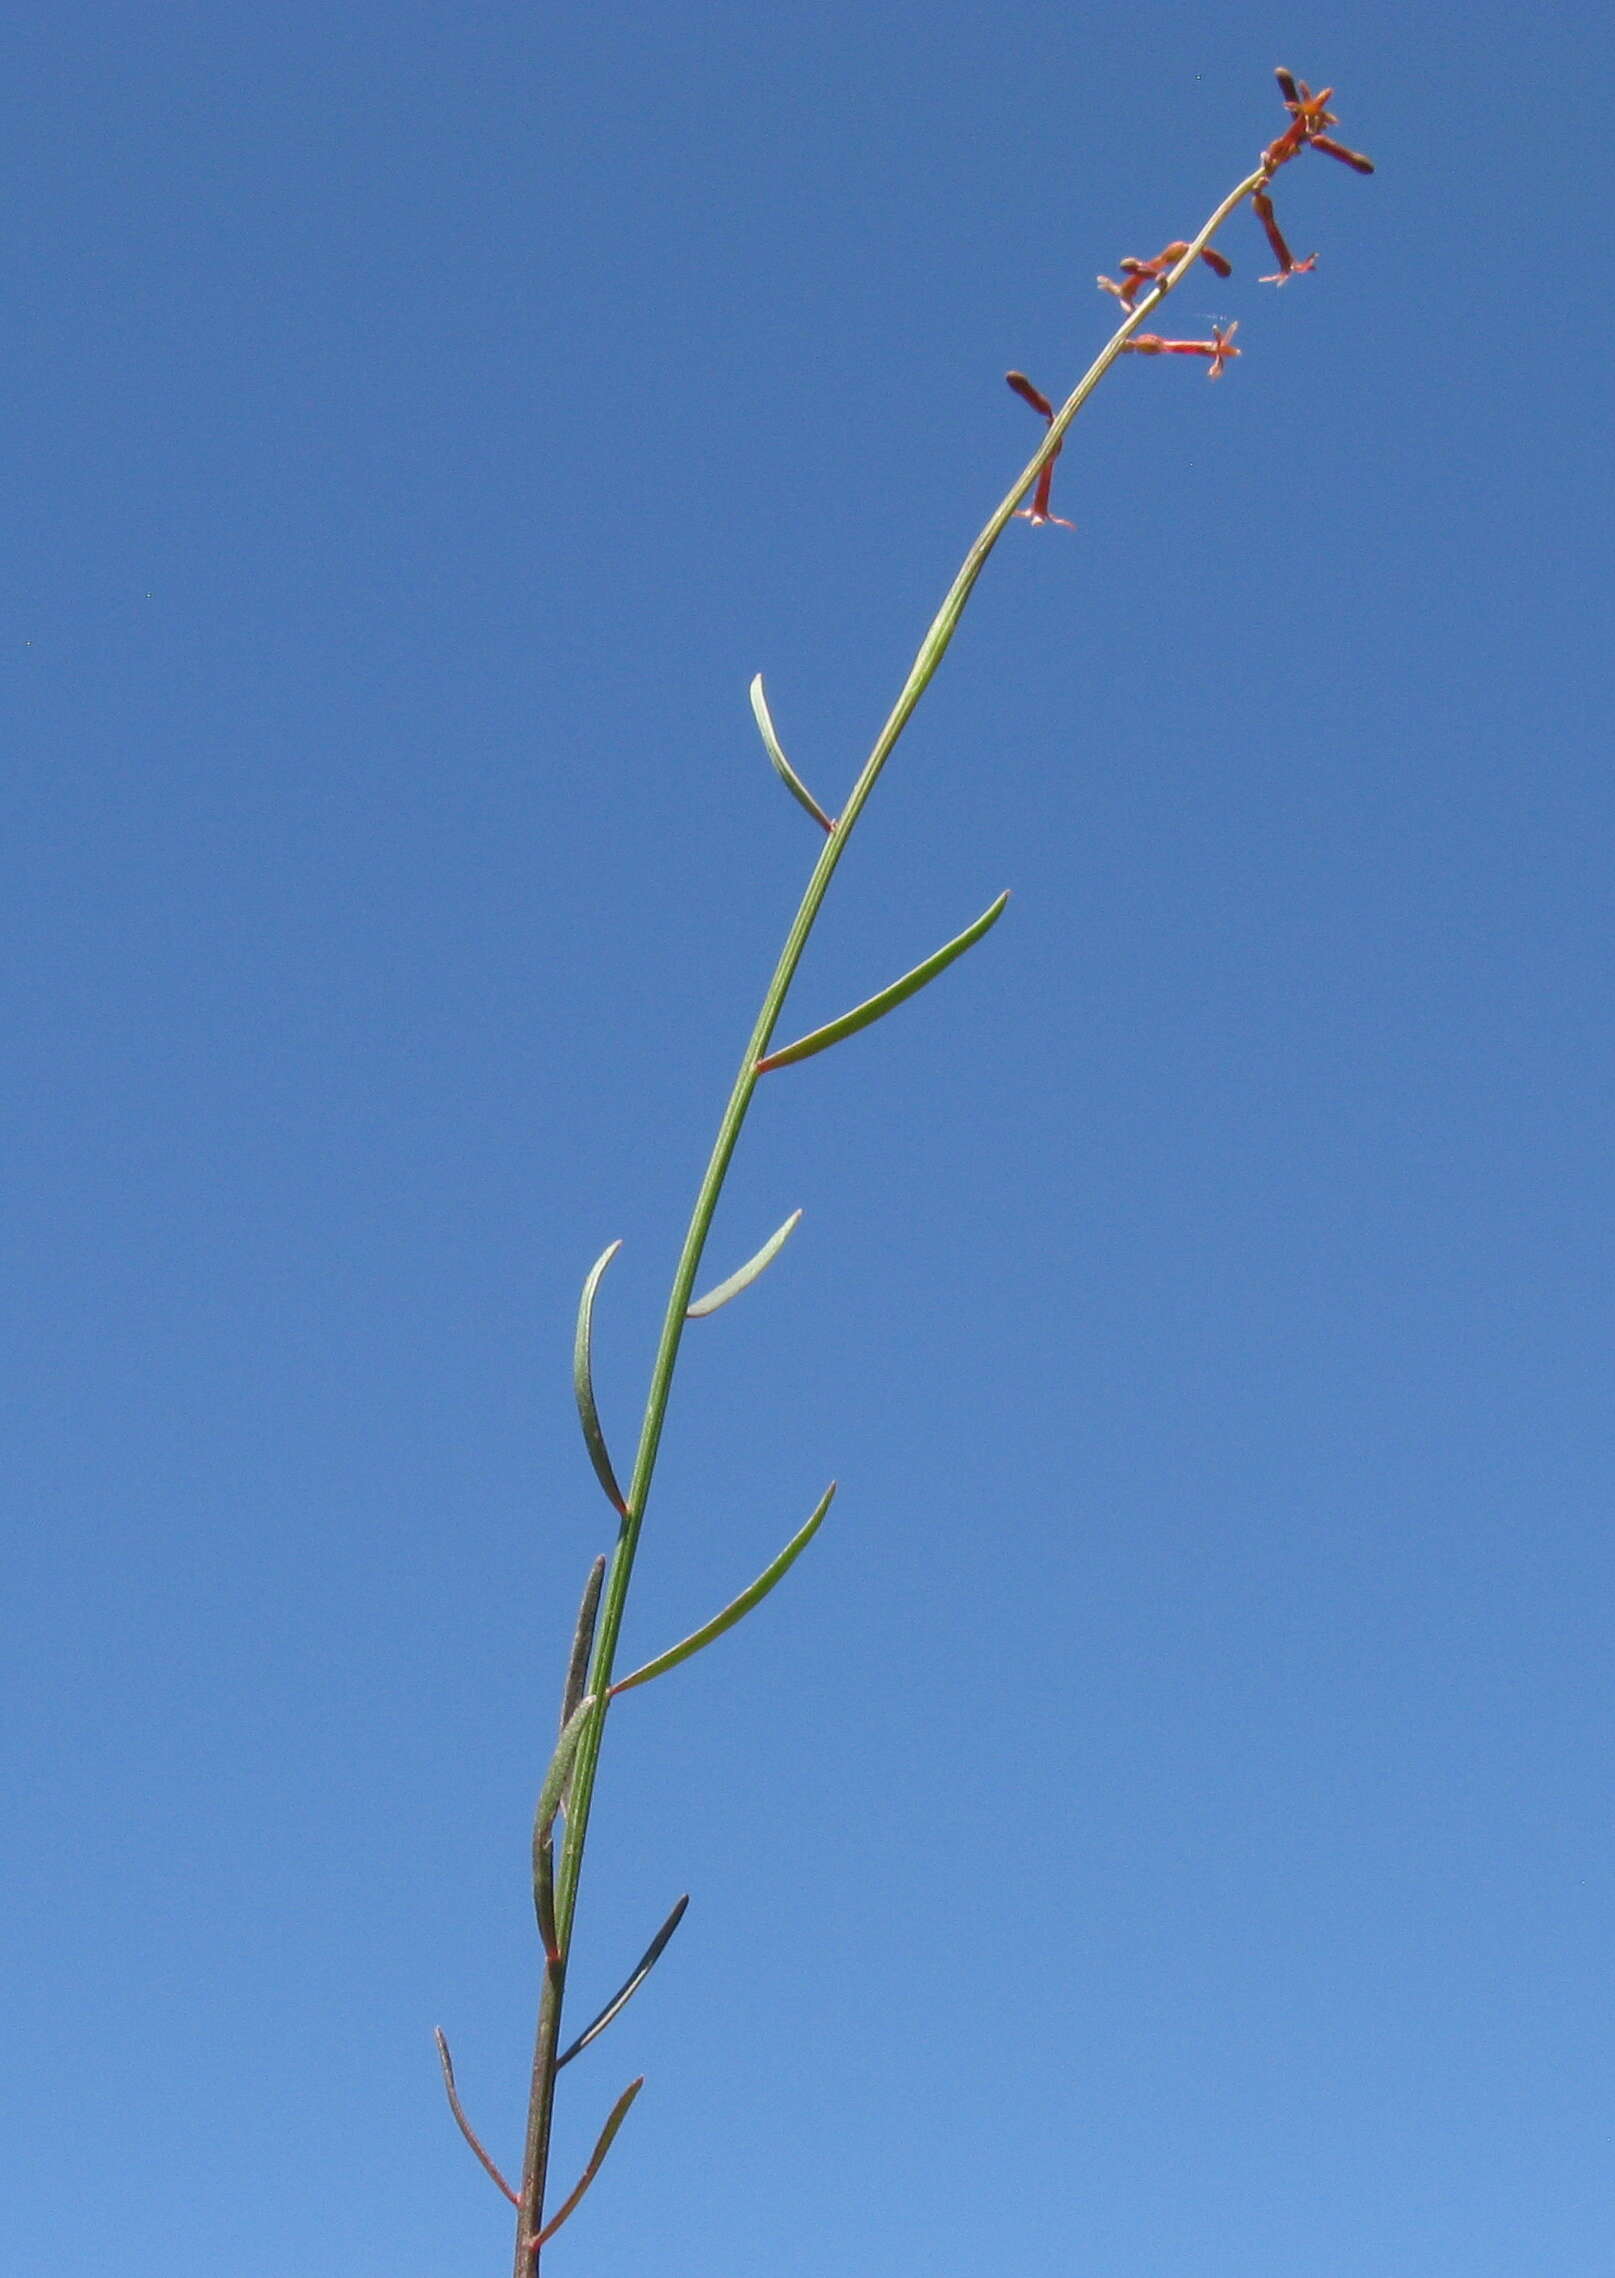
[1252,189,1317,285]
[1098,238,1232,309]
[1005,372,1075,529]
[1250,74,1371,284]
[1264,67,1375,175]
[1121,321,1240,379]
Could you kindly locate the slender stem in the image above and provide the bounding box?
[513,1954,567,2275]
[512,156,1270,2269]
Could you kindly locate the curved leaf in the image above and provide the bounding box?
[561,1554,608,1730]
[557,1893,690,2068]
[434,2029,519,2207]
[687,1208,802,1318]
[750,673,835,833]
[756,891,1010,1073]
[610,1482,836,1696]
[574,1242,627,1515]
[531,2076,645,2252]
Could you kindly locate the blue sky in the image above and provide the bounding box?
[6,5,1611,2274]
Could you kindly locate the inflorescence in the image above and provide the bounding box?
[1010,67,1373,528]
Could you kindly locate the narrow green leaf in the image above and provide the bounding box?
[561,1554,608,1730]
[574,1241,627,1515]
[557,1893,690,2068]
[756,891,1010,1073]
[531,2077,645,2252]
[610,1483,836,1696]
[686,1208,803,1318]
[750,672,835,833]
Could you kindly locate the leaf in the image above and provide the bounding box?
[561,1555,608,1730]
[533,1826,560,1959]
[751,673,835,833]
[574,1242,627,1515]
[557,1894,690,2068]
[610,1483,836,1696]
[531,2077,645,2251]
[434,2030,519,2207]
[532,1693,597,1870]
[756,891,1010,1072]
[686,1209,802,1318]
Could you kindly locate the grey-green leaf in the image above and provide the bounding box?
[532,1691,597,1865]
[756,891,1010,1072]
[574,1241,627,1515]
[531,2076,645,2251]
[686,1208,803,1318]
[533,1828,559,1957]
[750,673,835,833]
[560,1555,608,1731]
[609,1482,836,1696]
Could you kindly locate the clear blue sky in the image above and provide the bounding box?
[6,5,1611,2274]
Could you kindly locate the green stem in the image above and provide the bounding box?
[512,159,1269,2271]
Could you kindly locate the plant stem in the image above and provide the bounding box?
[512,1954,566,2273]
[513,158,1268,2271]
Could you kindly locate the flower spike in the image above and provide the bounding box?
[496,73,1379,2275]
